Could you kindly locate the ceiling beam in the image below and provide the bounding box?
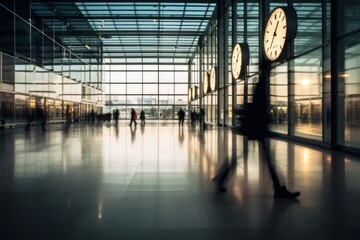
[57,30,203,36]
[40,16,211,21]
[33,0,217,3]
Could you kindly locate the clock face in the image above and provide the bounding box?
[209,66,216,92]
[203,72,209,95]
[231,43,242,80]
[263,7,288,61]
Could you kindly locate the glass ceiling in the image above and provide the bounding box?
[31,1,216,65]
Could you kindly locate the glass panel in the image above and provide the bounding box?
[175,84,187,95]
[293,2,323,56]
[127,84,142,94]
[175,72,188,83]
[159,84,174,95]
[236,82,244,105]
[293,48,322,140]
[340,32,360,148]
[127,72,142,83]
[269,64,288,134]
[2,54,15,84]
[159,72,174,83]
[160,95,175,105]
[342,0,360,35]
[109,84,126,95]
[143,72,158,83]
[143,84,158,95]
[1,92,14,122]
[246,1,259,74]
[110,72,126,83]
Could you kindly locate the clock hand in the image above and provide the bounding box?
[235,52,240,71]
[270,21,279,49]
[274,21,279,34]
[270,35,275,49]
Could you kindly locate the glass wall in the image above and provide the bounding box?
[246,0,260,75]
[226,2,233,126]
[1,0,360,153]
[235,0,260,107]
[269,64,288,135]
[0,1,103,124]
[339,27,360,148]
[292,49,323,140]
[195,0,360,151]
[197,17,218,125]
[104,64,188,120]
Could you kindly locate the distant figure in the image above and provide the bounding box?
[40,108,47,131]
[200,107,206,129]
[114,108,119,125]
[24,109,35,131]
[63,104,71,131]
[278,107,286,123]
[177,108,185,127]
[66,104,71,124]
[129,108,137,127]
[140,110,145,125]
[190,111,195,124]
[90,109,95,123]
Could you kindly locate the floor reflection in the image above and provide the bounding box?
[0,121,360,239]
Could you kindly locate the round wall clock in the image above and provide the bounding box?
[263,6,297,62]
[231,43,250,80]
[209,65,216,93]
[203,72,209,95]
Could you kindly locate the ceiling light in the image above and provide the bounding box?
[85,44,91,50]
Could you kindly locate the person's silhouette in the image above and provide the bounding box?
[114,108,119,125]
[177,108,185,127]
[214,60,300,199]
[252,61,300,199]
[140,110,145,125]
[129,108,137,126]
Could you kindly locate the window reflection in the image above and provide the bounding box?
[341,32,360,148]
[293,48,322,140]
[269,65,288,134]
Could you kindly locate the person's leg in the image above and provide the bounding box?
[260,139,281,189]
[260,139,300,199]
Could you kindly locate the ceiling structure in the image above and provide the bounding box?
[31,0,217,65]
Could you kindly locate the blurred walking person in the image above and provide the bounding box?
[177,108,185,127]
[129,108,137,127]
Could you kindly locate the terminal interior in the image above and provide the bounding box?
[1,0,360,239]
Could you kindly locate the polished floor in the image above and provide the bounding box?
[1,121,360,240]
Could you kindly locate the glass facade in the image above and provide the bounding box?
[1,0,360,153]
[193,0,360,152]
[104,64,188,120]
[338,0,360,149]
